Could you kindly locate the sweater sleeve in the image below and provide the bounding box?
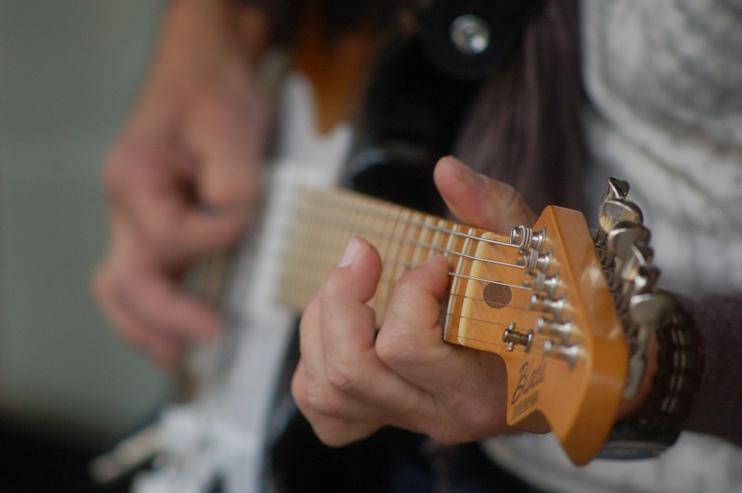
[683,295,742,447]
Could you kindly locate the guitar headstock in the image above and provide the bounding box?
[443,206,628,465]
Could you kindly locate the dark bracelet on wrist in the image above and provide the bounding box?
[601,296,704,459]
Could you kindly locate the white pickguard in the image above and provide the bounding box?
[132,74,353,493]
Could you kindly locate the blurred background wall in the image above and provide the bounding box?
[0,0,171,454]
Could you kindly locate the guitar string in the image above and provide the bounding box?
[280,190,554,321]
[294,189,525,250]
[281,271,571,358]
[281,265,540,313]
[281,211,538,310]
[286,209,525,270]
[283,253,531,294]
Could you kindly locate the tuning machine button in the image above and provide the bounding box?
[518,250,553,275]
[599,199,643,234]
[530,294,568,322]
[622,290,676,399]
[617,244,659,296]
[523,272,559,298]
[543,340,581,368]
[606,223,651,259]
[534,317,574,344]
[601,177,631,202]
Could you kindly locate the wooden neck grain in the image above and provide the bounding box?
[277,187,510,327]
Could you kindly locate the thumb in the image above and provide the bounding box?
[433,156,536,234]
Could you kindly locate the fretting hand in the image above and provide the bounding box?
[292,156,537,446]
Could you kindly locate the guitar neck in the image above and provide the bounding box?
[278,187,515,327]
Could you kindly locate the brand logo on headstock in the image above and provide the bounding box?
[511,358,546,406]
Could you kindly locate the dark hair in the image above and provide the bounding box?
[455,0,585,212]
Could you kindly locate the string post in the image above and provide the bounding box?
[519,249,554,276]
[510,225,546,252]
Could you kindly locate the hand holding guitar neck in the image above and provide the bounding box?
[294,156,544,447]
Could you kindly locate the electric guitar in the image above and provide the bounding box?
[98,16,670,493]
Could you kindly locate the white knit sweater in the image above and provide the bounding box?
[484,1,742,491]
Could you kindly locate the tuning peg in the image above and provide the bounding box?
[534,317,575,344]
[543,340,581,368]
[606,223,651,260]
[599,199,643,236]
[605,223,652,291]
[623,290,676,399]
[601,177,630,203]
[523,272,560,297]
[629,290,675,329]
[617,244,654,283]
[518,249,554,275]
[530,294,568,322]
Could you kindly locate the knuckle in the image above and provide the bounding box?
[390,273,425,306]
[325,359,359,393]
[305,383,343,417]
[375,323,415,367]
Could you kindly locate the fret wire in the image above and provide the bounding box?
[282,244,534,306]
[287,209,523,270]
[375,206,405,318]
[281,187,534,319]
[281,265,538,314]
[298,188,520,250]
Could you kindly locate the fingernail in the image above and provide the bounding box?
[338,237,363,268]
